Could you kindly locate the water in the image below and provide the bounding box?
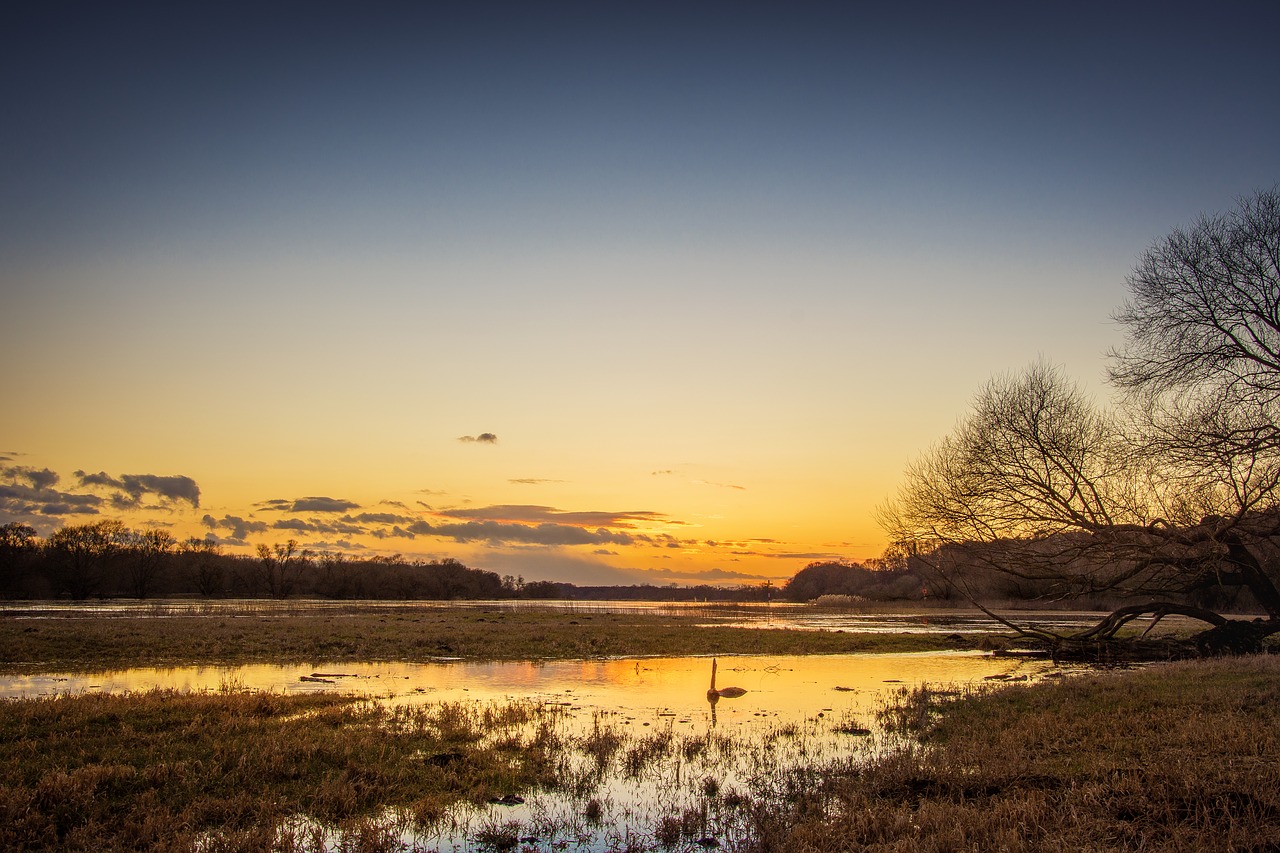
[0,597,1175,637]
[1,651,1071,851]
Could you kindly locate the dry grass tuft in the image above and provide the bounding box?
[0,688,559,851]
[747,656,1280,851]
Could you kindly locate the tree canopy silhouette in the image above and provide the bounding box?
[881,188,1280,656]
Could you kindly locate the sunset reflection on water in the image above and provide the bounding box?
[1,651,1056,732]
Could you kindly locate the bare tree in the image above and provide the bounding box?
[122,529,174,599]
[880,362,1280,656]
[178,537,223,597]
[253,540,312,599]
[881,190,1280,656]
[1110,187,1280,409]
[45,520,128,600]
[0,523,38,596]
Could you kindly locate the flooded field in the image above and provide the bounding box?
[0,651,1069,851]
[3,600,1183,850]
[0,596,1146,636]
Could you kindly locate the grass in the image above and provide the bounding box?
[753,655,1280,851]
[0,609,982,671]
[3,656,1278,850]
[0,687,562,851]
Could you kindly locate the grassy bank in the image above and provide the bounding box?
[761,655,1280,851]
[0,609,980,671]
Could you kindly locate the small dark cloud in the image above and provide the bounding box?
[637,532,699,549]
[0,474,103,527]
[75,470,201,509]
[273,517,366,536]
[633,567,782,583]
[273,518,318,533]
[35,501,100,516]
[651,470,675,476]
[258,496,360,513]
[3,466,59,491]
[436,504,666,528]
[694,479,747,491]
[405,518,635,547]
[372,525,417,540]
[307,539,367,551]
[202,514,268,543]
[344,512,409,525]
[731,550,843,560]
[458,433,498,444]
[289,496,360,513]
[592,549,619,556]
[76,470,120,489]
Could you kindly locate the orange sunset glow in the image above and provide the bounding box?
[4,4,1278,587]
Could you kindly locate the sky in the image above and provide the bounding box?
[2,2,1278,586]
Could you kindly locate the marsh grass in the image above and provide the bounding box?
[0,610,982,672]
[750,656,1280,851]
[5,640,1276,851]
[0,688,562,851]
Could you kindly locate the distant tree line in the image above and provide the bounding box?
[783,526,1269,613]
[0,521,776,602]
[0,521,561,601]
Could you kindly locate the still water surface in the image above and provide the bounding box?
[0,650,1058,721]
[4,604,1119,850]
[1,597,1128,636]
[4,652,1073,850]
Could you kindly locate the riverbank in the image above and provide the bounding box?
[0,608,994,672]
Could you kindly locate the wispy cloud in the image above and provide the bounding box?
[694,479,747,491]
[632,566,779,583]
[509,478,566,485]
[435,504,667,528]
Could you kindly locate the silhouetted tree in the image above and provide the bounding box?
[45,520,128,599]
[122,529,174,599]
[178,537,223,596]
[880,362,1280,655]
[0,523,38,596]
[881,192,1280,656]
[253,540,312,599]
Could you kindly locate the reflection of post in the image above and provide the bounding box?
[707,690,718,728]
